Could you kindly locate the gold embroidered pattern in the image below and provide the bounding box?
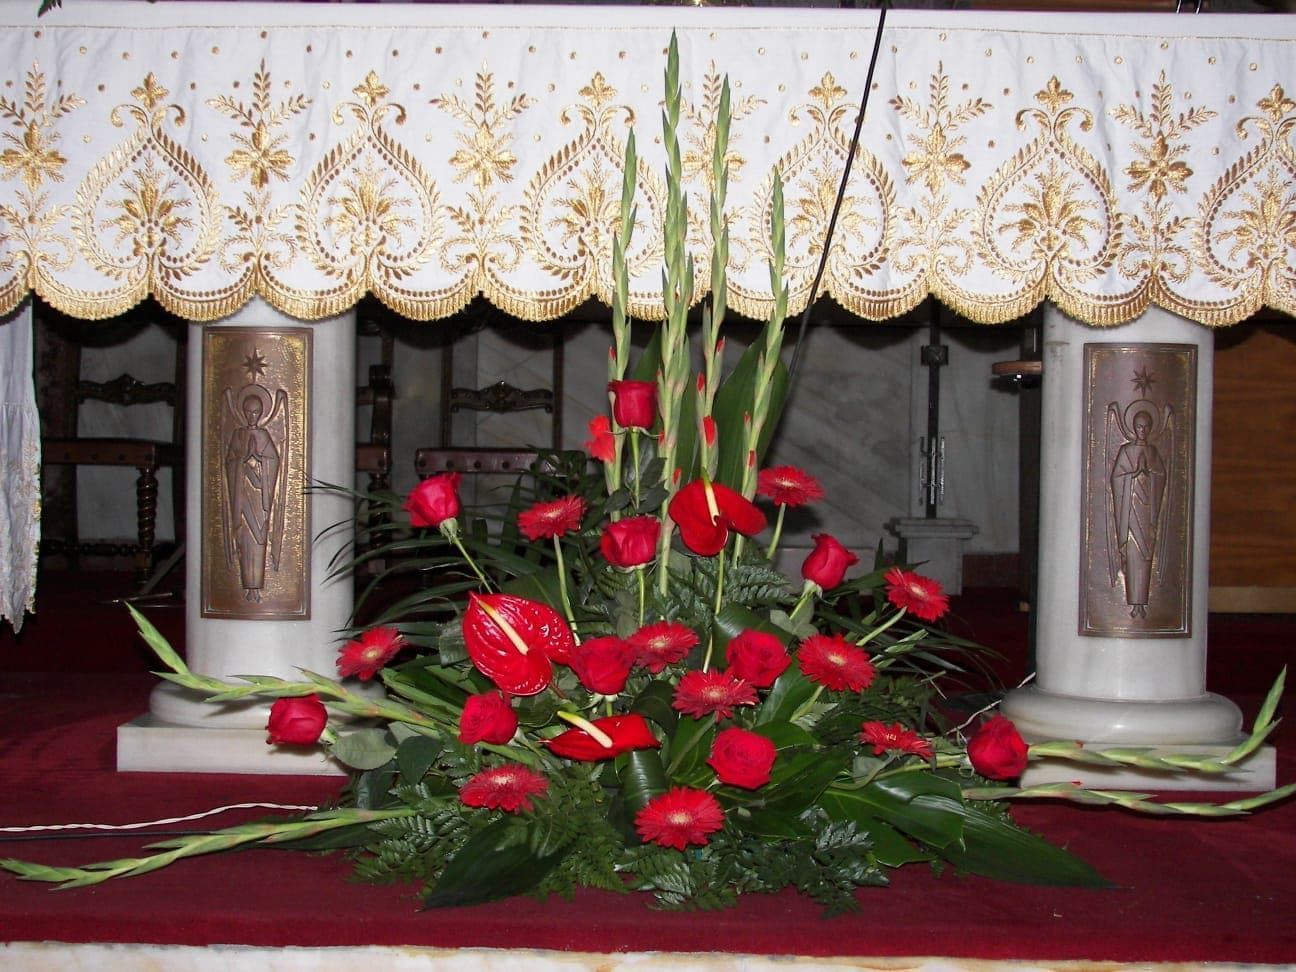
[1196,85,1296,322]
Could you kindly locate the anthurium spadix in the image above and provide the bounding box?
[462,593,575,696]
[668,478,767,557]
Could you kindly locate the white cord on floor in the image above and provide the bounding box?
[0,802,319,833]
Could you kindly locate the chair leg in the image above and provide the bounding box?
[135,464,159,585]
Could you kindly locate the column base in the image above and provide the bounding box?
[887,517,978,595]
[117,714,345,776]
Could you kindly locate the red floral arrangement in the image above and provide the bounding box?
[5,35,1288,913]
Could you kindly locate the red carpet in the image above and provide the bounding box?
[1,572,1294,962]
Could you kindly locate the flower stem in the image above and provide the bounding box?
[636,565,646,627]
[450,534,492,591]
[855,608,904,648]
[789,579,818,626]
[630,430,642,510]
[701,549,727,672]
[788,684,825,725]
[553,536,578,637]
[765,505,787,560]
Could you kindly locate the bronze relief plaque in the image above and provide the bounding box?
[201,327,311,619]
[1080,343,1195,638]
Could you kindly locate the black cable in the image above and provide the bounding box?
[786,5,889,390]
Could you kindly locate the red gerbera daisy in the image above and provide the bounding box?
[585,415,616,463]
[672,670,758,721]
[756,465,825,507]
[884,567,950,623]
[518,494,587,541]
[458,764,549,813]
[336,626,406,681]
[797,633,876,693]
[634,787,725,851]
[860,721,935,760]
[627,621,700,673]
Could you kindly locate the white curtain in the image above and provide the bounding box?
[0,305,38,631]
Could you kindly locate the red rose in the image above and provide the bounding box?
[585,415,616,463]
[600,515,661,568]
[707,726,777,790]
[668,478,767,557]
[458,691,519,745]
[967,715,1030,780]
[266,695,327,746]
[608,379,657,430]
[801,533,859,590]
[724,629,790,688]
[546,714,660,761]
[403,472,461,528]
[462,593,575,696]
[568,635,636,695]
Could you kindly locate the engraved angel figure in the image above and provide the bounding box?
[1105,400,1172,620]
[221,383,289,602]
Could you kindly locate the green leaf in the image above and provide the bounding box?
[423,818,568,908]
[665,716,714,779]
[620,748,669,817]
[396,735,444,785]
[712,339,789,491]
[853,773,967,849]
[940,806,1113,887]
[331,728,397,771]
[632,679,679,735]
[755,666,816,726]
[819,789,932,867]
[734,750,850,835]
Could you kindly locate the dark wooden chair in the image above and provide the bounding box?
[40,320,186,585]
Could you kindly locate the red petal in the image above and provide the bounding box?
[711,481,767,537]
[463,594,574,696]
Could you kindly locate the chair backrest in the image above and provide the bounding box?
[414,447,549,480]
[74,373,179,410]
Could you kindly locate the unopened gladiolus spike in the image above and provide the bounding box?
[477,598,530,656]
[556,710,615,749]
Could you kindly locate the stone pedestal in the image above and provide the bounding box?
[118,300,355,775]
[887,516,979,595]
[1000,306,1273,791]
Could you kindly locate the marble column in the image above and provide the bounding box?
[118,300,355,775]
[1001,305,1273,790]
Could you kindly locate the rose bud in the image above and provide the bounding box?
[608,379,658,430]
[266,695,328,746]
[600,515,661,568]
[707,726,777,790]
[724,629,791,688]
[458,691,519,745]
[568,635,637,696]
[967,715,1030,781]
[403,472,461,528]
[801,533,859,590]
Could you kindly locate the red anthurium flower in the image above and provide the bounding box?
[585,415,616,463]
[458,691,519,745]
[628,620,700,673]
[568,635,637,695]
[801,533,859,590]
[860,721,934,760]
[797,633,876,693]
[462,593,575,696]
[672,670,758,721]
[668,478,767,557]
[336,626,406,681]
[546,713,660,761]
[608,379,658,430]
[518,495,587,541]
[635,787,725,850]
[459,764,549,813]
[884,567,950,622]
[757,465,824,507]
[967,715,1030,781]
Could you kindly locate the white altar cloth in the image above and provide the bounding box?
[1,1,1294,624]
